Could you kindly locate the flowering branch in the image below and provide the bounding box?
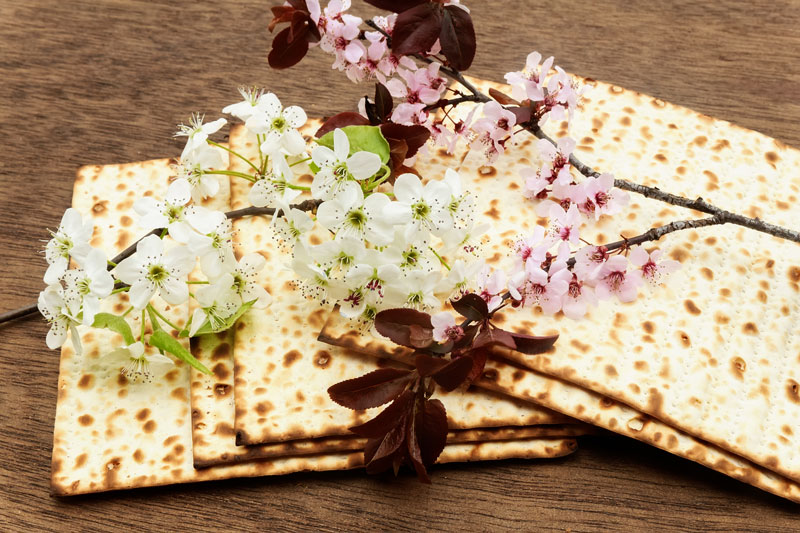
[528,127,800,244]
[0,199,322,325]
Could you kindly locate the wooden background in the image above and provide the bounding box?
[1,1,799,530]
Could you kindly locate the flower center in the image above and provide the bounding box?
[607,270,625,290]
[345,208,367,230]
[271,116,287,131]
[147,264,169,284]
[411,201,430,220]
[166,205,183,223]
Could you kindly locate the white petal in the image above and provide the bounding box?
[46,322,68,349]
[316,201,344,231]
[311,145,338,168]
[347,151,381,180]
[283,106,307,128]
[166,179,191,206]
[137,234,164,259]
[240,253,266,274]
[189,308,208,337]
[129,281,156,311]
[281,128,306,156]
[160,277,189,305]
[260,131,282,155]
[333,128,350,161]
[393,173,423,203]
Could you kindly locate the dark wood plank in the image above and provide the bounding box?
[1,1,799,530]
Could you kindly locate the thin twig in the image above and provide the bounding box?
[0,198,323,325]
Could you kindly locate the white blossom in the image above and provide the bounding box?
[113,235,194,310]
[188,273,240,336]
[62,248,114,325]
[175,113,227,161]
[311,129,381,200]
[103,341,174,383]
[44,208,93,284]
[38,284,82,354]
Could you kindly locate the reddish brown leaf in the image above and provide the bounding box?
[387,137,409,178]
[375,308,434,349]
[374,83,394,122]
[288,11,319,44]
[439,5,476,71]
[316,112,370,138]
[380,123,431,158]
[414,353,448,377]
[508,106,532,125]
[328,368,413,410]
[409,324,434,348]
[489,87,520,106]
[419,398,448,465]
[350,390,414,438]
[451,292,489,322]
[268,27,310,70]
[509,331,559,355]
[473,324,517,350]
[269,6,296,33]
[364,0,427,12]
[463,347,489,383]
[431,355,473,391]
[392,3,443,56]
[286,0,309,10]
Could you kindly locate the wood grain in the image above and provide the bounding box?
[1,0,799,530]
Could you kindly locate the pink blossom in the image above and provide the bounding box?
[476,266,506,311]
[573,245,609,282]
[504,51,554,102]
[386,65,443,106]
[470,102,517,163]
[561,272,598,319]
[577,173,629,220]
[549,203,582,245]
[513,226,550,269]
[391,102,428,126]
[629,246,680,284]
[431,312,463,343]
[519,263,569,312]
[594,255,641,303]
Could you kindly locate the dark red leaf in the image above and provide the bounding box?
[286,0,309,10]
[409,324,434,348]
[508,106,532,125]
[364,405,410,475]
[380,123,431,158]
[387,137,409,177]
[450,292,489,322]
[288,11,309,42]
[350,390,414,438]
[328,368,413,410]
[463,347,489,383]
[268,27,310,70]
[414,353,447,377]
[489,87,520,106]
[473,324,517,350]
[374,308,434,349]
[364,0,427,12]
[407,396,447,482]
[452,323,479,353]
[269,5,296,33]
[374,83,394,122]
[392,3,443,56]
[316,112,370,138]
[509,331,559,355]
[431,355,473,391]
[439,6,476,71]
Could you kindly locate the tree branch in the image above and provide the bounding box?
[0,198,323,325]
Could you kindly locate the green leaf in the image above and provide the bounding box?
[188,299,258,337]
[317,125,390,165]
[149,329,212,375]
[91,312,135,345]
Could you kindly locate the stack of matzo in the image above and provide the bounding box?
[318,76,800,502]
[49,119,585,496]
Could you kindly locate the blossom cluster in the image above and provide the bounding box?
[224,94,482,322]
[39,110,272,380]
[291,1,585,167]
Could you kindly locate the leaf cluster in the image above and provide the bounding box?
[328,292,559,482]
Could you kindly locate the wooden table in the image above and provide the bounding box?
[1,1,799,530]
